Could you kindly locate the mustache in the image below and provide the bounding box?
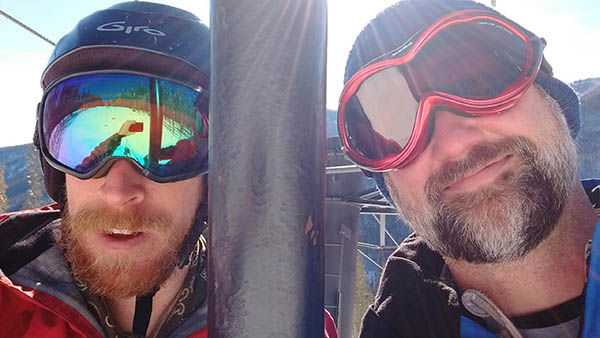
[425,136,537,200]
[62,206,173,233]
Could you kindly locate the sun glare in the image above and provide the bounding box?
[0,0,599,146]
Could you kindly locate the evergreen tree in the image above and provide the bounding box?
[353,256,376,338]
[23,145,47,209]
[0,165,8,213]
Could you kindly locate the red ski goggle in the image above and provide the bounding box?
[38,71,209,182]
[338,9,545,172]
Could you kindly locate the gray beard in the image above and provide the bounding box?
[389,133,577,263]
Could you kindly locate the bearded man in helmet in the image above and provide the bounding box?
[0,2,211,337]
[0,3,340,337]
[337,0,600,337]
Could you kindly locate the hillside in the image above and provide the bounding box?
[0,144,52,212]
[577,78,600,178]
[581,84,600,109]
[572,78,600,97]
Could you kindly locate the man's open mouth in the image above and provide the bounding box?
[103,229,142,239]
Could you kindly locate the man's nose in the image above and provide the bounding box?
[426,109,485,161]
[99,159,146,208]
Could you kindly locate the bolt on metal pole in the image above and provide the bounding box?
[208,0,327,337]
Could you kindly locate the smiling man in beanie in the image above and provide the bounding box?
[338,0,600,337]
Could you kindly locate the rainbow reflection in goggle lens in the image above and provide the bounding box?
[40,72,209,182]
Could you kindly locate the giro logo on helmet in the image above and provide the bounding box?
[96,21,167,36]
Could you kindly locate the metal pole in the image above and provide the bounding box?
[379,215,386,248]
[208,0,327,337]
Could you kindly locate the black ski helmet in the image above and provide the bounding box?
[35,1,210,202]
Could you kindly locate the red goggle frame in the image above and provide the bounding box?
[338,9,544,171]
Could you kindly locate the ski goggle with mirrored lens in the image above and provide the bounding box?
[38,71,209,182]
[338,9,545,172]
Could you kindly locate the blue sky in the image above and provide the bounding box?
[1,0,599,147]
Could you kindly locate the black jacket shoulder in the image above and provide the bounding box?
[0,205,61,275]
[360,234,460,338]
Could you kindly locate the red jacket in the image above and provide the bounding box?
[0,206,209,338]
[0,207,338,338]
[0,276,206,338]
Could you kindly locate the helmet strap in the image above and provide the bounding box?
[131,202,206,336]
[177,197,208,268]
[132,289,157,338]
